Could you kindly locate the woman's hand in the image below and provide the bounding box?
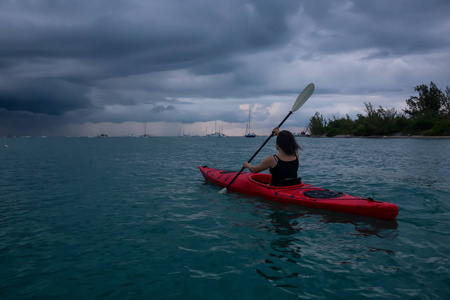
[243,162,251,169]
[272,127,280,136]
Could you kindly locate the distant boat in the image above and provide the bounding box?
[207,121,225,138]
[245,109,256,137]
[294,131,310,137]
[97,134,108,138]
[206,132,224,138]
[179,124,190,138]
[140,123,153,138]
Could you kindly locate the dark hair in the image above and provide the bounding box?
[276,130,301,155]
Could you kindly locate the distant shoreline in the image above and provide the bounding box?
[310,135,450,139]
[2,135,450,139]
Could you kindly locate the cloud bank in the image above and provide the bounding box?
[1,0,449,136]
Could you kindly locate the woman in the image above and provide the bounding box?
[243,127,301,186]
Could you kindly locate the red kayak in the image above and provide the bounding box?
[199,166,398,221]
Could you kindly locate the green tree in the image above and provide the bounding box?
[354,102,384,135]
[441,86,450,116]
[308,112,326,135]
[325,115,354,137]
[403,82,450,134]
[353,102,401,136]
[404,82,444,118]
[378,105,400,135]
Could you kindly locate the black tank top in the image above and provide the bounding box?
[269,155,299,186]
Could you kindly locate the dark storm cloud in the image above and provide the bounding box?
[0,0,302,119]
[302,0,450,56]
[0,79,92,115]
[0,0,299,78]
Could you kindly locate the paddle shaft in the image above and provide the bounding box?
[224,111,293,189]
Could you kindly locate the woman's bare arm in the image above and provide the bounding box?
[243,155,275,173]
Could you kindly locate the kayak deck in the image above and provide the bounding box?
[199,166,398,221]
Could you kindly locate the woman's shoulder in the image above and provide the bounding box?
[262,154,277,167]
[265,154,277,162]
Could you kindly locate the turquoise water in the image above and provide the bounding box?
[1,137,449,299]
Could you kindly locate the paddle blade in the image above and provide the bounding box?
[291,83,315,112]
[218,187,227,194]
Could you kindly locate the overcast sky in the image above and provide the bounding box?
[1,0,449,136]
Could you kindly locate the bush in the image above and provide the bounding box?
[325,115,354,136]
[428,119,450,136]
[405,115,437,134]
[353,124,366,136]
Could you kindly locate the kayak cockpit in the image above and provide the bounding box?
[249,173,303,188]
[250,173,271,185]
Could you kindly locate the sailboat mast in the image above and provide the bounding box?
[248,109,251,132]
[245,108,256,137]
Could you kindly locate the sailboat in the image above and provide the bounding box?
[140,123,153,138]
[179,124,190,138]
[207,121,225,137]
[245,109,256,137]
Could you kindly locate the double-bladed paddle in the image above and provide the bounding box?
[218,83,315,194]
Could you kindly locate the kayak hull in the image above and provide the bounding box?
[199,166,398,221]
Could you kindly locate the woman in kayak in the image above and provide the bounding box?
[243,127,301,186]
